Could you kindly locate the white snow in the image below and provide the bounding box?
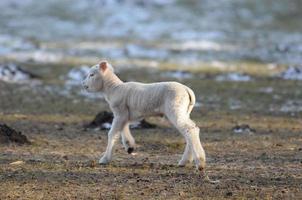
[64,65,104,99]
[125,44,168,59]
[279,66,302,80]
[66,65,90,86]
[99,121,149,130]
[162,71,193,80]
[101,123,112,130]
[215,73,252,82]
[280,100,302,113]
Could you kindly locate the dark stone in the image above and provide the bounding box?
[84,111,157,130]
[1,64,40,79]
[136,119,157,129]
[84,111,113,129]
[0,124,31,145]
[16,65,40,79]
[225,192,233,196]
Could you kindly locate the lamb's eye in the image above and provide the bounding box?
[89,74,94,77]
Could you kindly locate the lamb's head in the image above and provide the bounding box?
[82,61,114,92]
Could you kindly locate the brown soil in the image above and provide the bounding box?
[0,67,301,199]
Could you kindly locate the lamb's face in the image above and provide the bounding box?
[82,65,103,92]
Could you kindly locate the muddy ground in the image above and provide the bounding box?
[0,65,302,199]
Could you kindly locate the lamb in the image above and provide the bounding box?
[82,61,208,173]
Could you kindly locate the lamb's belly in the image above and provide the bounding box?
[129,107,162,121]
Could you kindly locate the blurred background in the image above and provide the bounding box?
[1,0,302,68]
[1,0,302,114]
[0,0,302,111]
[1,1,302,199]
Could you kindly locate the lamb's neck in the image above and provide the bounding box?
[103,73,123,96]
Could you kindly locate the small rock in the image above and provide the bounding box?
[225,191,233,196]
[275,177,282,181]
[62,155,69,160]
[232,124,256,135]
[0,124,31,144]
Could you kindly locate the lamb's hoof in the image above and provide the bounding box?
[195,160,205,172]
[99,156,110,165]
[197,166,204,172]
[127,147,134,154]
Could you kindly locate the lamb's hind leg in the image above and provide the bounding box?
[168,114,206,170]
[188,121,206,171]
[121,123,136,154]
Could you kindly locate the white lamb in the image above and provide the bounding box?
[82,61,210,174]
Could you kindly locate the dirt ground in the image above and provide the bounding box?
[0,66,302,199]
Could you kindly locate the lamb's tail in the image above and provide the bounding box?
[186,87,196,114]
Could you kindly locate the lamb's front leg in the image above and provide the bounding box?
[99,116,127,164]
[121,123,136,154]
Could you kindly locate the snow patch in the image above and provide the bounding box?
[64,65,103,99]
[280,100,302,113]
[162,71,193,80]
[125,44,168,59]
[279,66,302,80]
[215,73,252,82]
[66,65,90,86]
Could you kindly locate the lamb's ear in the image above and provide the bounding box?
[99,61,108,73]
